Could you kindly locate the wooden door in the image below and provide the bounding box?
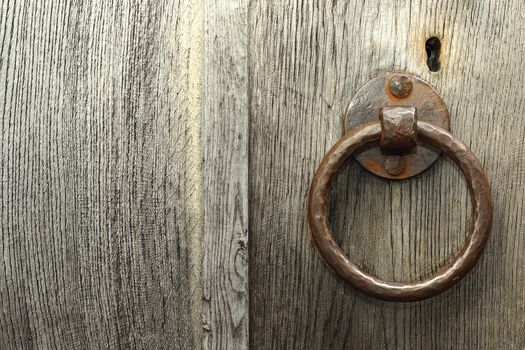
[1,0,524,349]
[249,1,525,349]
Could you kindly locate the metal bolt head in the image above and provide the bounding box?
[384,155,406,176]
[389,75,413,98]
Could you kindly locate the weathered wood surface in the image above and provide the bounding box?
[0,0,246,348]
[0,0,249,348]
[203,0,249,349]
[249,0,525,349]
[2,0,525,349]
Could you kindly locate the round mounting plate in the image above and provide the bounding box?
[345,73,450,179]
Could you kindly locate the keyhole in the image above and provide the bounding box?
[425,37,441,72]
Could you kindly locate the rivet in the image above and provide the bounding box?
[384,155,406,176]
[389,75,413,98]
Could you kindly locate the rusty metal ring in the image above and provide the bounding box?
[308,121,493,301]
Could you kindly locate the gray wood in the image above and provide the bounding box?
[3,0,525,349]
[202,0,249,349]
[249,0,525,349]
[0,0,249,348]
[0,0,208,348]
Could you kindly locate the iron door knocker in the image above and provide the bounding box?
[308,74,493,302]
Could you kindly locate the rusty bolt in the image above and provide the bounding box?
[384,155,406,176]
[389,75,413,98]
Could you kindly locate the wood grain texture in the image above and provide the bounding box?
[0,0,206,348]
[249,0,525,349]
[202,0,249,349]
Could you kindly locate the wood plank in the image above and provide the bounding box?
[202,0,249,349]
[249,0,525,349]
[0,0,205,348]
